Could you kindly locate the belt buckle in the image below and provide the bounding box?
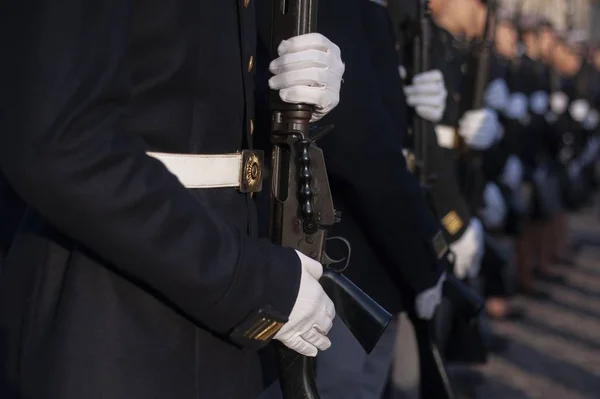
[239,150,264,193]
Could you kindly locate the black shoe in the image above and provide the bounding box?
[553,256,577,267]
[487,333,510,354]
[517,286,551,299]
[534,269,566,283]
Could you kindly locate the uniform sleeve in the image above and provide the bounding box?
[0,0,300,339]
[315,0,444,294]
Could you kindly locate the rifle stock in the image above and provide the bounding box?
[269,2,392,398]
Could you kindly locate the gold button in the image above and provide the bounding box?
[248,55,254,72]
[244,0,250,7]
[249,119,254,135]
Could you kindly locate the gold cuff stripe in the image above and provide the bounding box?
[442,211,464,236]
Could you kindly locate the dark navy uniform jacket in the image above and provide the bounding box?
[0,1,302,398]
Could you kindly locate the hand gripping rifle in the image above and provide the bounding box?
[410,1,484,398]
[269,2,392,398]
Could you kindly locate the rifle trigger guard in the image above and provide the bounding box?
[323,236,352,273]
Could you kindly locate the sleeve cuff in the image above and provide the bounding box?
[202,238,302,348]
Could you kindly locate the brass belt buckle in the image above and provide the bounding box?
[239,149,264,193]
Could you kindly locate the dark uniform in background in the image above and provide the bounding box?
[0,176,25,270]
[0,2,305,398]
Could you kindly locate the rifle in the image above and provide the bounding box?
[269,2,392,398]
[410,1,484,397]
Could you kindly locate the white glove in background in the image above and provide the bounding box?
[550,92,569,114]
[434,125,456,149]
[569,99,590,122]
[415,272,446,320]
[398,65,408,80]
[481,182,507,230]
[404,70,448,123]
[500,155,523,192]
[503,92,528,120]
[583,109,600,131]
[451,218,484,280]
[458,108,501,150]
[274,250,335,357]
[269,33,345,122]
[530,91,549,115]
[484,78,510,111]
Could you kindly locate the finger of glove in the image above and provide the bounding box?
[405,82,446,96]
[408,93,446,108]
[295,250,324,279]
[270,50,331,74]
[416,106,443,123]
[278,86,338,115]
[283,336,319,357]
[269,67,340,91]
[301,328,332,351]
[413,69,443,84]
[270,50,345,76]
[277,33,341,58]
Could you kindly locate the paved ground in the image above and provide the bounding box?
[452,206,600,399]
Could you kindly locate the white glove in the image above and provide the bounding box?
[451,218,484,280]
[500,155,523,192]
[404,70,447,123]
[503,92,528,120]
[481,182,507,230]
[269,33,345,122]
[415,272,446,320]
[458,108,501,150]
[274,251,335,357]
[583,109,600,131]
[434,125,456,149]
[484,78,510,111]
[550,92,569,115]
[569,99,590,122]
[530,91,549,115]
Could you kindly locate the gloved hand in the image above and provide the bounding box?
[569,99,590,122]
[414,272,446,320]
[550,92,569,115]
[458,108,501,150]
[434,125,456,149]
[484,78,510,111]
[503,92,528,120]
[500,155,523,192]
[530,91,549,115]
[480,182,507,230]
[269,33,345,122]
[450,218,484,280]
[583,109,600,131]
[274,250,335,357]
[404,70,447,123]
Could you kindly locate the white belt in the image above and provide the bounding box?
[148,151,263,192]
